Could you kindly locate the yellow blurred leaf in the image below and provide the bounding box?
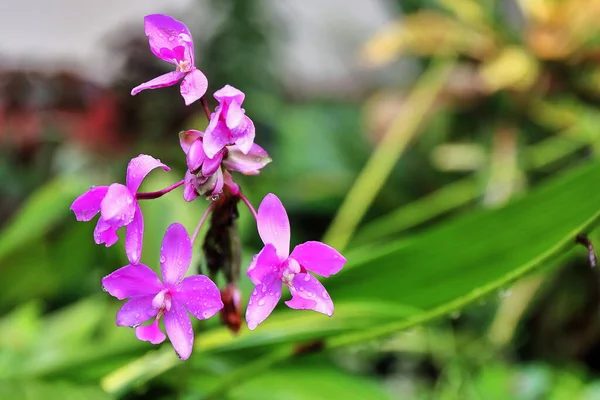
[480,46,539,92]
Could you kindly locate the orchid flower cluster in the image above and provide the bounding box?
[70,14,346,360]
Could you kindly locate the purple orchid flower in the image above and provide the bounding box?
[131,14,208,106]
[245,194,346,330]
[203,85,256,158]
[70,154,169,264]
[179,129,270,200]
[102,223,223,360]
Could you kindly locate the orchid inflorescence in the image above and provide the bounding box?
[70,14,346,360]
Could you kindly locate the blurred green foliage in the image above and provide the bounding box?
[3,0,600,398]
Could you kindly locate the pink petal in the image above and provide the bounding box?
[289,241,346,278]
[135,319,166,344]
[223,170,240,195]
[203,120,231,159]
[160,223,192,286]
[125,204,144,265]
[164,301,194,360]
[197,168,224,196]
[94,218,119,247]
[257,193,291,258]
[179,130,203,154]
[224,101,245,132]
[102,264,163,300]
[202,152,223,176]
[174,275,223,320]
[70,186,108,221]
[214,84,245,105]
[180,69,208,106]
[232,117,256,155]
[144,14,194,64]
[285,273,334,316]
[100,183,136,228]
[116,295,158,326]
[131,71,186,96]
[186,139,206,172]
[224,142,271,175]
[247,243,281,285]
[183,171,199,202]
[245,275,282,330]
[126,154,170,193]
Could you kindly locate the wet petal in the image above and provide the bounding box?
[233,117,255,154]
[135,319,166,344]
[203,120,231,159]
[223,170,240,195]
[224,100,245,132]
[257,193,290,258]
[94,218,119,247]
[116,295,157,326]
[174,275,223,320]
[183,171,199,202]
[125,204,144,265]
[245,275,282,330]
[224,142,271,175]
[126,154,170,193]
[160,223,192,286]
[102,264,163,300]
[144,14,194,63]
[100,183,136,228]
[180,69,208,106]
[201,152,223,176]
[285,273,334,316]
[289,241,346,277]
[179,130,203,154]
[164,301,194,360]
[131,71,186,96]
[70,186,108,221]
[247,243,281,285]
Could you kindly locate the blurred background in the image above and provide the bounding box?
[3,0,600,399]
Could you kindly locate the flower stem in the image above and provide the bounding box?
[200,96,212,122]
[191,202,214,245]
[238,191,258,221]
[136,180,184,200]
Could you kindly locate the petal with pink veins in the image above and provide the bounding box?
[289,241,346,277]
[257,194,290,258]
[125,204,144,265]
[126,154,170,193]
[247,243,282,285]
[135,319,166,344]
[100,183,136,227]
[70,186,108,221]
[174,275,223,320]
[115,295,158,326]
[245,275,282,330]
[164,301,194,360]
[131,71,186,96]
[285,273,334,316]
[180,69,208,106]
[160,223,192,286]
[102,264,163,300]
[94,218,119,247]
[203,120,231,159]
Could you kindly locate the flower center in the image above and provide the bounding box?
[176,60,191,72]
[152,289,172,313]
[281,258,301,286]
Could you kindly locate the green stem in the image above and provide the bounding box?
[322,58,455,251]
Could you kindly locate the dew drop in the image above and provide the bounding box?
[304,274,310,282]
[202,311,211,318]
[160,255,166,263]
[498,289,512,299]
[252,288,258,296]
[261,285,267,293]
[90,185,96,189]
[211,194,220,201]
[101,285,108,292]
[450,311,461,320]
[322,291,329,299]
[135,313,140,319]
[258,299,266,306]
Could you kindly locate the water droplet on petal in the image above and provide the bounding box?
[304,274,310,282]
[101,285,108,292]
[258,299,266,306]
[322,291,329,299]
[306,291,314,297]
[261,285,267,293]
[252,288,258,296]
[160,255,166,263]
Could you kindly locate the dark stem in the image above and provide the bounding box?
[200,96,212,122]
[136,179,185,200]
[576,234,597,267]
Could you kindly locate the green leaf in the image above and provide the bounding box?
[0,176,88,262]
[0,380,113,400]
